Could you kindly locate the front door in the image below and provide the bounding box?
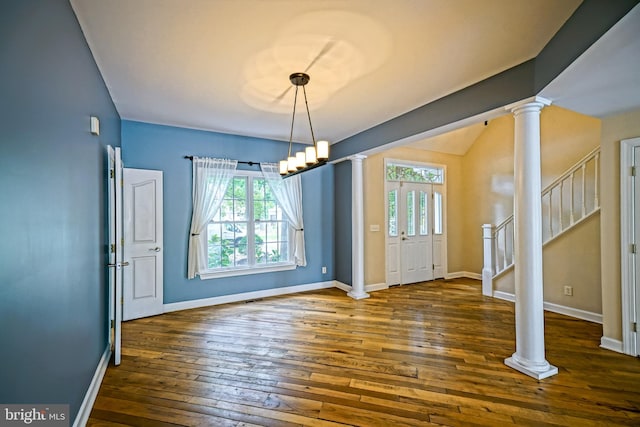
[122,168,164,321]
[387,181,440,285]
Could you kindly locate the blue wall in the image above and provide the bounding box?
[121,120,334,303]
[333,161,352,285]
[0,0,120,422]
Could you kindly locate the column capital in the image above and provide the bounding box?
[505,96,552,114]
[349,154,367,163]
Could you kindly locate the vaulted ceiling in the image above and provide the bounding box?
[70,0,639,155]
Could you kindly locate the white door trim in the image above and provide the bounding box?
[620,137,640,356]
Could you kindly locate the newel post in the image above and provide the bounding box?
[482,224,494,297]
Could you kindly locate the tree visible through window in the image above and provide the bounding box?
[207,174,290,270]
[386,163,443,183]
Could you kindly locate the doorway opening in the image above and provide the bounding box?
[385,159,447,286]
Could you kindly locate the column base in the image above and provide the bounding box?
[347,290,370,300]
[505,356,558,380]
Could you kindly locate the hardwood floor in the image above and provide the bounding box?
[89,278,640,426]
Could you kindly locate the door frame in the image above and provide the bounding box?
[620,137,640,356]
[107,146,124,365]
[384,158,448,286]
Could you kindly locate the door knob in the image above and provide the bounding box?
[149,247,161,252]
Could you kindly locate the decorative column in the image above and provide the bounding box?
[504,97,557,379]
[348,155,369,300]
[481,224,494,297]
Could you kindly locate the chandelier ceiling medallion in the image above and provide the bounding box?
[279,72,329,177]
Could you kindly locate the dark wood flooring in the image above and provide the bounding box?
[88,278,640,426]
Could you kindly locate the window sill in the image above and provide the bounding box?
[198,263,297,280]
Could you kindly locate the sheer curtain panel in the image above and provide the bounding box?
[261,163,306,266]
[188,157,237,278]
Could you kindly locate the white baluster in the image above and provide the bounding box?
[594,153,600,208]
[581,163,587,218]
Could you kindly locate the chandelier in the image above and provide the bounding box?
[279,72,329,177]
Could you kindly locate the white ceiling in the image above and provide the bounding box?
[539,4,640,119]
[70,0,584,150]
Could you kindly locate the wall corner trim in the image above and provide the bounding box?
[73,345,111,427]
[600,336,624,354]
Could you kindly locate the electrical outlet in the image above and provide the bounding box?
[563,286,573,296]
[322,266,327,274]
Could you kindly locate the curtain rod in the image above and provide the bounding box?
[183,156,260,166]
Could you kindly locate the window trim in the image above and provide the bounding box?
[199,170,295,280]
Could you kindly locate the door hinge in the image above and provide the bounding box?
[110,319,114,328]
[110,243,115,253]
[110,169,114,179]
[432,264,435,270]
[121,297,124,305]
[633,322,637,332]
[121,238,125,246]
[632,243,637,254]
[632,166,636,177]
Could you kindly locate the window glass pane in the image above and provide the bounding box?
[434,191,443,235]
[386,163,444,183]
[207,174,292,272]
[407,190,415,236]
[419,191,428,235]
[388,190,397,236]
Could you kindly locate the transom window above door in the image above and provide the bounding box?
[386,162,444,183]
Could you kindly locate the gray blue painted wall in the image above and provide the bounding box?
[333,161,352,285]
[0,0,120,422]
[121,120,334,303]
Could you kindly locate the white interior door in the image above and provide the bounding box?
[633,145,640,355]
[107,146,124,366]
[123,168,164,321]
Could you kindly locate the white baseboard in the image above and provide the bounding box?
[333,280,351,293]
[73,345,111,427]
[366,282,388,292]
[446,271,482,280]
[492,290,602,324]
[493,290,515,302]
[164,281,336,313]
[600,336,623,353]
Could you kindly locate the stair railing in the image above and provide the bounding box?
[482,147,600,295]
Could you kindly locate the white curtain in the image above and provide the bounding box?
[260,163,306,266]
[187,157,237,279]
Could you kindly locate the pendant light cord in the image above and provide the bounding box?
[302,85,317,148]
[287,85,299,158]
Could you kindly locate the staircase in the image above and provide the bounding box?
[482,147,601,295]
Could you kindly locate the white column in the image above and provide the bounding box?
[348,155,369,300]
[504,97,557,380]
[481,224,494,297]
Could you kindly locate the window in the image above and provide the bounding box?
[204,172,293,277]
[386,162,444,183]
[388,189,398,236]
